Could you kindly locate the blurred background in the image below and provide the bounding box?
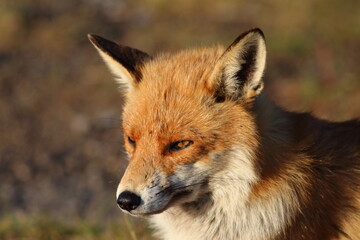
[0,0,359,239]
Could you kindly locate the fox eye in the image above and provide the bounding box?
[128,136,136,147]
[168,140,194,152]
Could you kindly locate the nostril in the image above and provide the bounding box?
[117,191,142,212]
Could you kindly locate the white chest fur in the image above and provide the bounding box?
[150,148,297,240]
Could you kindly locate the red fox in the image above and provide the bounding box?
[88,29,360,240]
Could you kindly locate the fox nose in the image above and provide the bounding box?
[117,191,142,212]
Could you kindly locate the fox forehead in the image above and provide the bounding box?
[141,46,225,92]
[122,47,225,137]
[123,87,216,143]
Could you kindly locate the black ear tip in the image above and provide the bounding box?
[87,33,95,40]
[249,28,265,38]
[87,33,101,45]
[229,28,265,50]
[242,28,265,41]
[87,34,117,50]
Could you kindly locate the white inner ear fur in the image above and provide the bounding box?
[93,45,136,91]
[218,32,266,100]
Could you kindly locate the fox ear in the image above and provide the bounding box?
[88,34,151,91]
[209,28,266,103]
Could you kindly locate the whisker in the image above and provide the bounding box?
[156,181,210,195]
[155,175,250,196]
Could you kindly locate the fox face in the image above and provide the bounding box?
[88,29,266,216]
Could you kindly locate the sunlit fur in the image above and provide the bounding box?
[89,29,360,240]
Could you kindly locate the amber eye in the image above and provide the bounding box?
[168,140,194,152]
[128,136,136,147]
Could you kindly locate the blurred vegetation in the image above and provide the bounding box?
[0,214,153,240]
[0,0,359,239]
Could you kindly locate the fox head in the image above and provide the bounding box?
[88,29,266,216]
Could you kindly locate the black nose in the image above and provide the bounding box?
[117,191,142,212]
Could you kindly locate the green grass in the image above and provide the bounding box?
[0,215,154,240]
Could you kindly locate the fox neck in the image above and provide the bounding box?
[206,145,299,240]
[252,93,315,180]
[206,107,302,239]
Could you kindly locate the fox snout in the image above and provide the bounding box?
[116,160,213,216]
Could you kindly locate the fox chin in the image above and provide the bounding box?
[89,29,360,240]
